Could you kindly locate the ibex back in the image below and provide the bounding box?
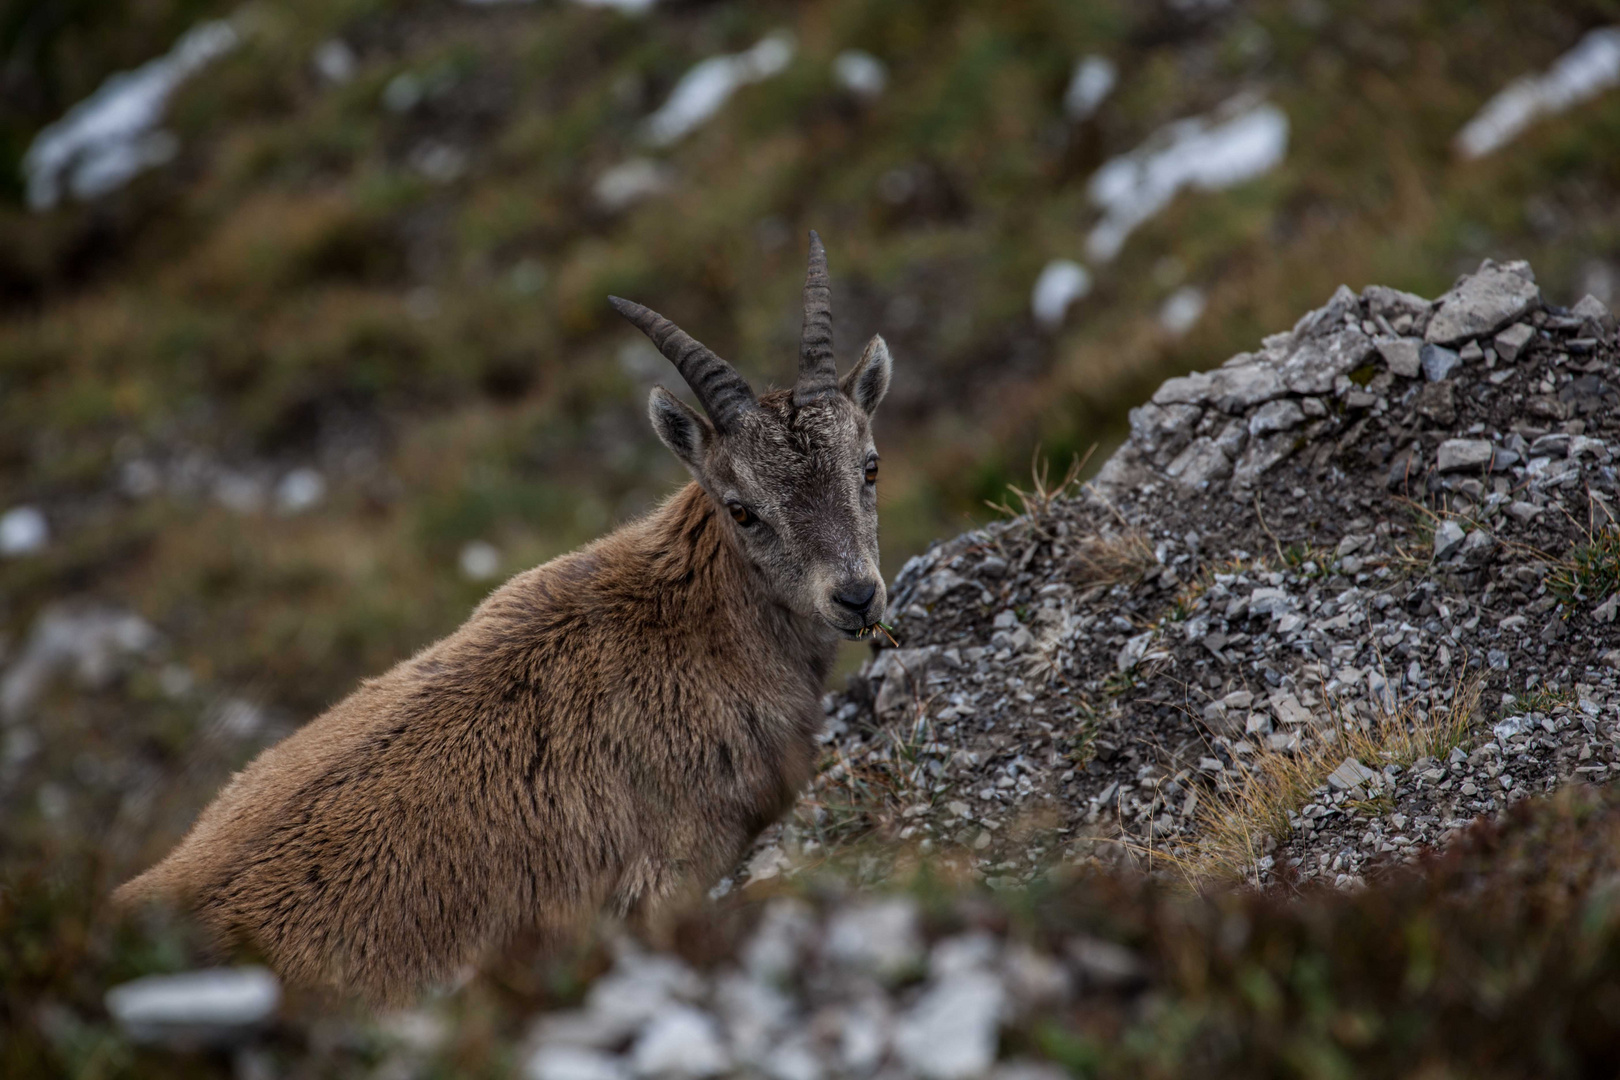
[115,233,893,1003]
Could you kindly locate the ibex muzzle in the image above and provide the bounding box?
[114,233,893,1004]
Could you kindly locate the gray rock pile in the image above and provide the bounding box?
[732,257,1620,892]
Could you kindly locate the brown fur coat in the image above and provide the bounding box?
[115,482,832,1002]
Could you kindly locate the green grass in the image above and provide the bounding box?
[1547,526,1620,607]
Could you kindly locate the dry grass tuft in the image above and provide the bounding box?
[1068,529,1158,587]
[987,444,1091,521]
[1188,673,1485,883]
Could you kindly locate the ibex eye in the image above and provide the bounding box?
[727,501,756,526]
[864,456,879,484]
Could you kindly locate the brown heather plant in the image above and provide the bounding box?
[1188,672,1486,884]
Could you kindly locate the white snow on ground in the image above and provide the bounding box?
[1064,55,1116,121]
[833,50,887,98]
[0,506,48,556]
[1157,284,1206,335]
[1454,27,1620,159]
[1030,260,1093,328]
[22,20,240,209]
[569,0,659,10]
[593,158,673,211]
[1085,94,1288,263]
[643,32,795,147]
[106,967,280,1044]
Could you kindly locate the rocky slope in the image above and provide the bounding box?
[733,257,1620,899]
[22,259,1620,1078]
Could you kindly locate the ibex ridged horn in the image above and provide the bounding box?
[608,296,756,431]
[793,230,839,407]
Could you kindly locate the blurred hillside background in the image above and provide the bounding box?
[3,0,1620,1073]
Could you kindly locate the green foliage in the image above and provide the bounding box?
[1547,526,1620,606]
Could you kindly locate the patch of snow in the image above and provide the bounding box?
[384,72,424,113]
[644,32,795,147]
[275,468,326,514]
[1064,55,1116,121]
[312,39,356,84]
[410,141,468,183]
[594,158,674,211]
[0,506,49,556]
[1158,285,1206,335]
[22,20,240,209]
[571,0,660,11]
[833,50,887,98]
[1455,27,1620,158]
[1085,94,1289,263]
[1030,260,1093,329]
[460,540,502,581]
[105,967,279,1045]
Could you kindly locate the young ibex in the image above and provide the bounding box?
[115,233,892,1003]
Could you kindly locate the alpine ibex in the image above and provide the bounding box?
[115,232,892,1003]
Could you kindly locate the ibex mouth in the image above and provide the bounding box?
[849,620,899,647]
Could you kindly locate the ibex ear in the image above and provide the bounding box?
[649,386,713,474]
[841,334,892,417]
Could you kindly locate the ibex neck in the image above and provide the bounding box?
[640,482,837,675]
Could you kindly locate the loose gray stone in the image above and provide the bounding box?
[824,899,922,982]
[1494,322,1535,362]
[1432,520,1465,560]
[1436,439,1494,472]
[1116,631,1155,672]
[1128,402,1202,462]
[1529,433,1571,457]
[892,970,1005,1080]
[527,1047,631,1080]
[1231,433,1298,487]
[1327,757,1378,793]
[1280,329,1375,394]
[630,1008,730,1078]
[1248,399,1306,436]
[1425,260,1540,345]
[1376,338,1423,378]
[1164,437,1232,489]
[1454,528,1497,569]
[1151,371,1215,407]
[1594,595,1619,625]
[1214,418,1247,458]
[1571,293,1615,332]
[1362,284,1430,320]
[1248,588,1295,617]
[1420,343,1460,382]
[1293,284,1360,338]
[1210,362,1286,413]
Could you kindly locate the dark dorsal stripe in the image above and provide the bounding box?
[608,296,756,431]
[794,230,838,407]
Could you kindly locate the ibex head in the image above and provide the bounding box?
[610,232,892,637]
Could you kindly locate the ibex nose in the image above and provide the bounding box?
[832,579,878,614]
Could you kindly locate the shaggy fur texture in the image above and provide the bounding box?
[116,475,831,1001]
[115,236,894,1003]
